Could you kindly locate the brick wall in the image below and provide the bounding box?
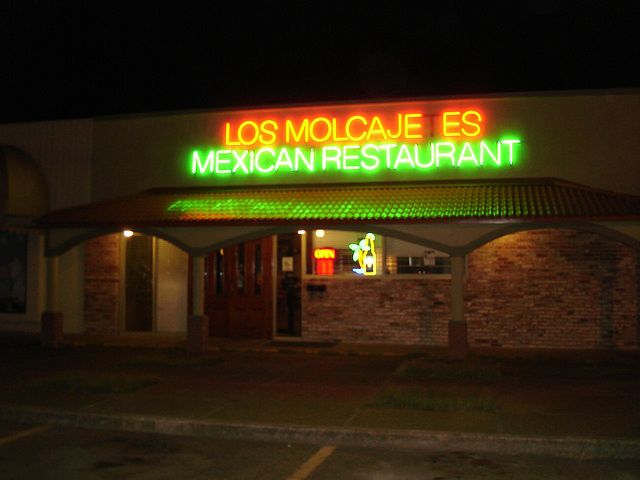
[81,228,639,349]
[303,277,451,345]
[84,234,119,335]
[302,228,639,349]
[466,229,638,349]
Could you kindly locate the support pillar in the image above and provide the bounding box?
[187,255,209,352]
[41,255,63,347]
[448,255,468,359]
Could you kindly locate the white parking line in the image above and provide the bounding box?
[0,425,51,447]
[285,445,337,480]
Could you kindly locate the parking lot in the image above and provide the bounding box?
[2,421,639,480]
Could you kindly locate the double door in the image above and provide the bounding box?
[204,237,274,338]
[203,234,303,339]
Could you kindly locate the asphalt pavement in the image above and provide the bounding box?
[0,333,639,459]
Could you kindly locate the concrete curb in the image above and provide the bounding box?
[1,405,638,459]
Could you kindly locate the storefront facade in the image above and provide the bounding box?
[1,90,639,351]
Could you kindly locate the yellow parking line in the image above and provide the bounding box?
[286,445,337,480]
[0,425,51,447]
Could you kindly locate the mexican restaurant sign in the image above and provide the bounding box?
[191,103,521,179]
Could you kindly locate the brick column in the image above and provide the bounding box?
[187,255,208,352]
[448,255,468,359]
[41,255,64,347]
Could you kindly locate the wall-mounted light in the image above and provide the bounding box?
[297,229,306,235]
[315,229,325,238]
[123,230,134,237]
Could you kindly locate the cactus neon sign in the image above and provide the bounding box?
[191,109,521,177]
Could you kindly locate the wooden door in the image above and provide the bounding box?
[204,237,274,338]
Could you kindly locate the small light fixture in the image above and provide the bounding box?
[315,229,325,238]
[123,230,134,237]
[297,229,306,235]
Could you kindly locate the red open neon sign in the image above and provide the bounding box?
[314,248,336,276]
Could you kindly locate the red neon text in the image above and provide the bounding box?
[314,248,336,259]
[225,114,423,147]
[442,110,482,137]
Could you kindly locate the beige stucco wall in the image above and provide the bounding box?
[89,90,640,200]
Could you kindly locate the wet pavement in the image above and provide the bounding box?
[0,333,639,458]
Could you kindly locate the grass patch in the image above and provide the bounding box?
[33,375,158,394]
[369,387,498,412]
[396,359,500,380]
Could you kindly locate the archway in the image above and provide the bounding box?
[465,228,639,349]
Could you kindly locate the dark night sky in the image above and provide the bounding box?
[1,1,638,123]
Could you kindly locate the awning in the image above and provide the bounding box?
[36,178,640,229]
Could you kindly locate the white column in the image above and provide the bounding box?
[42,255,63,346]
[46,255,59,312]
[188,255,208,352]
[192,255,205,317]
[449,255,468,359]
[451,255,465,323]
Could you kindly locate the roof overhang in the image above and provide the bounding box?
[37,178,640,230]
[35,178,640,257]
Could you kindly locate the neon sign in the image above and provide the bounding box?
[314,248,336,276]
[224,113,424,146]
[191,109,521,178]
[349,233,377,276]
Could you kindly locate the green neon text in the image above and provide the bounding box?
[191,140,521,176]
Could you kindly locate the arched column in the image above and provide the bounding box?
[448,255,468,359]
[187,255,208,352]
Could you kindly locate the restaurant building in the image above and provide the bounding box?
[1,90,639,354]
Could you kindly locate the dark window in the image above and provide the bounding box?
[254,244,262,295]
[125,234,153,331]
[237,243,245,294]
[395,256,451,274]
[215,249,225,295]
[0,232,27,313]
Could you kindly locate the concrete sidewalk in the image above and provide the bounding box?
[0,333,639,458]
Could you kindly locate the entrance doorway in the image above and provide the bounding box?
[276,233,302,336]
[119,234,189,334]
[204,236,274,338]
